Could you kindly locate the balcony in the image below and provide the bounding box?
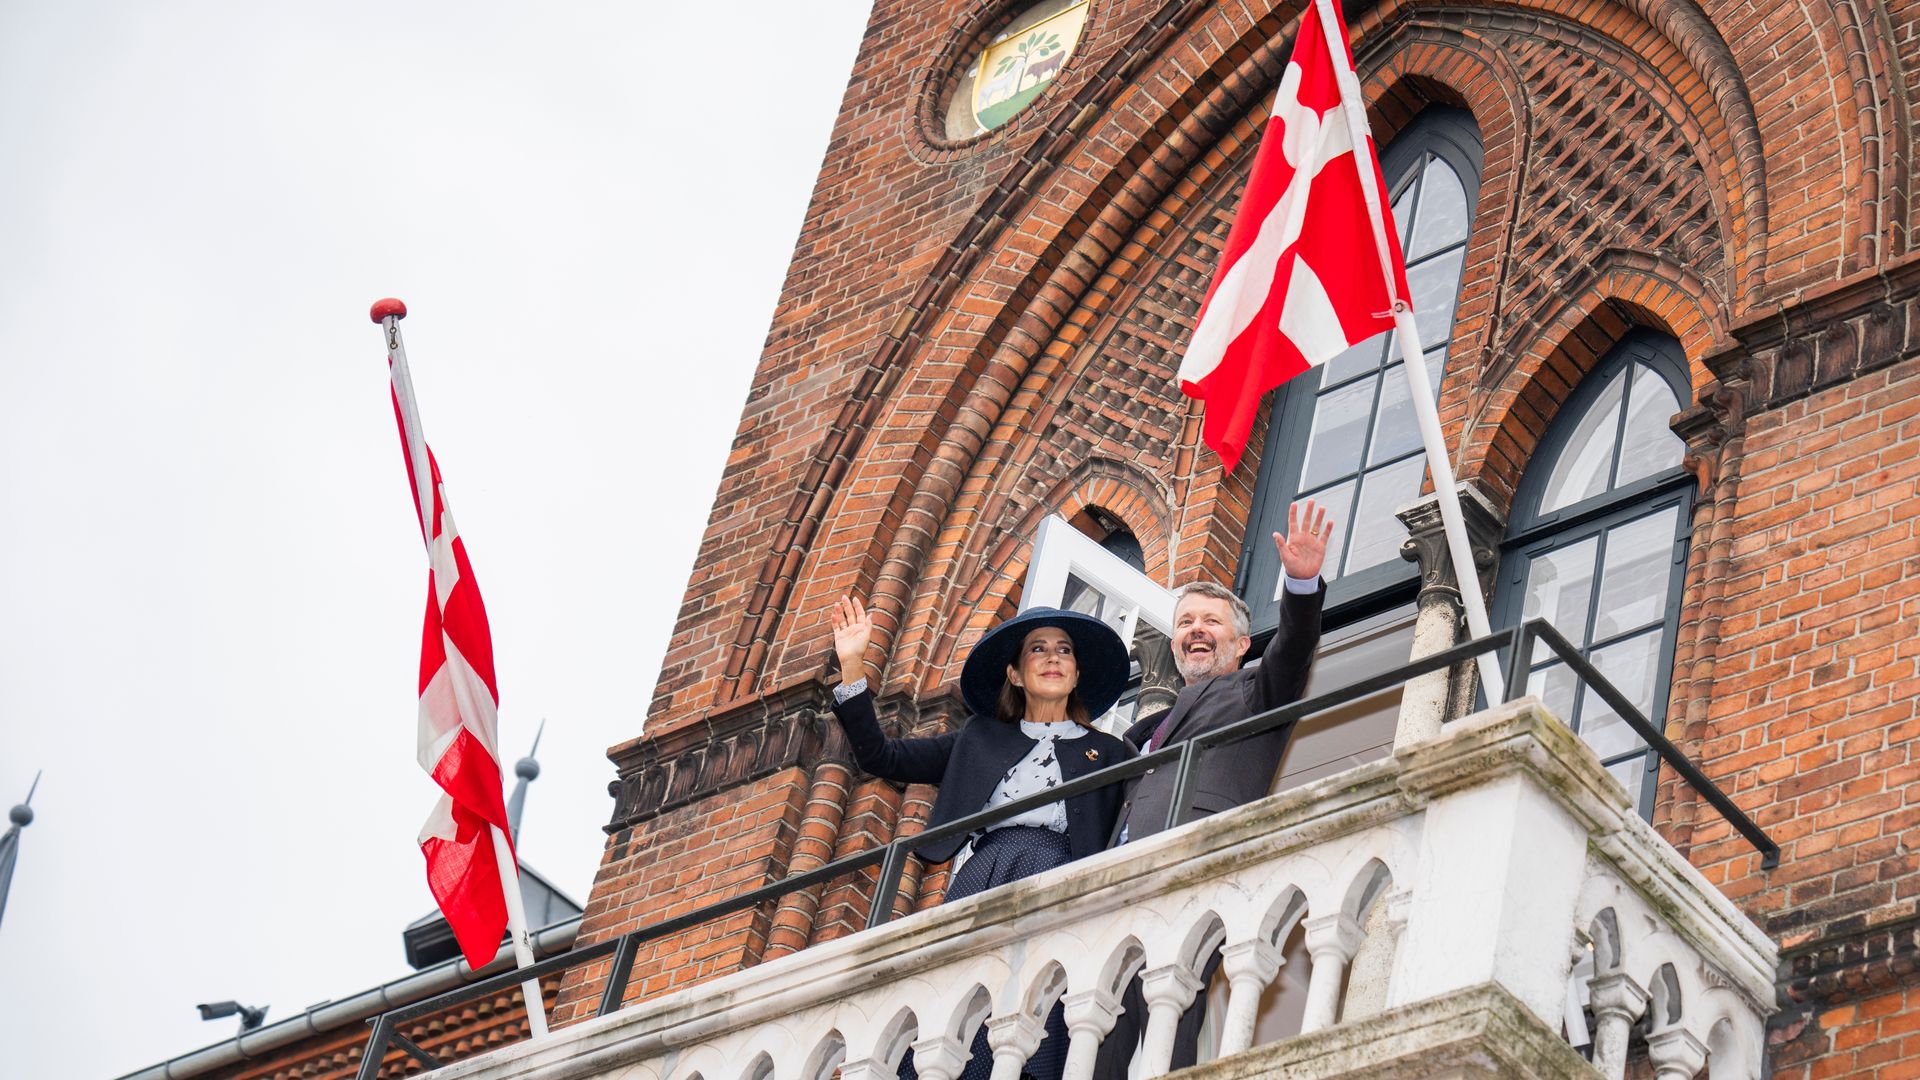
[397,683,1776,1080]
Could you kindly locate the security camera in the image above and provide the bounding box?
[196,1000,268,1031]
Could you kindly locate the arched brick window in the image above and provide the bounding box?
[1496,330,1693,817]
[1238,106,1483,632]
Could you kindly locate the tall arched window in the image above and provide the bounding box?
[1496,330,1694,817]
[1239,106,1483,631]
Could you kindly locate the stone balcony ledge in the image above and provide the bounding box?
[1189,982,1595,1079]
[431,698,1777,1080]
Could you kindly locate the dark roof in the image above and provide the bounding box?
[402,863,583,970]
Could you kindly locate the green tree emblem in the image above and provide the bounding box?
[993,30,1064,91]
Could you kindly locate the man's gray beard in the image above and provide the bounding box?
[1175,651,1233,684]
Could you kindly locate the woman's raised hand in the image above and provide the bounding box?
[831,595,874,684]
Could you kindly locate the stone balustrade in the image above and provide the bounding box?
[430,698,1776,1080]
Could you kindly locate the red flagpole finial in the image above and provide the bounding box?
[370,298,408,323]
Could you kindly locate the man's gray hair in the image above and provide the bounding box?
[1173,580,1252,638]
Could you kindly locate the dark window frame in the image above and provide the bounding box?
[1237,106,1485,634]
[1495,330,1695,820]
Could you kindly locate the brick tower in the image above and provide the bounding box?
[533,0,1920,1076]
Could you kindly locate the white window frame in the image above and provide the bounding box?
[1021,514,1175,639]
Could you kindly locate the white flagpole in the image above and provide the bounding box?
[1309,0,1506,700]
[489,824,551,1038]
[376,299,550,1040]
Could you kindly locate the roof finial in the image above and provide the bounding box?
[506,720,545,844]
[10,770,38,828]
[0,770,42,932]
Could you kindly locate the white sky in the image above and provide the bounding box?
[0,3,873,1075]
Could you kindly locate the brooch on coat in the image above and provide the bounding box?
[1085,748,1100,761]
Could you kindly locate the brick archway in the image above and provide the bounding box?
[1468,263,1716,504]
[913,458,1175,696]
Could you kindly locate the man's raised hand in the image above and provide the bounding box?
[831,595,874,684]
[1274,499,1332,582]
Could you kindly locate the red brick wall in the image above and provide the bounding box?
[646,0,1886,746]
[1775,983,1920,1079]
[1674,272,1920,1078]
[550,768,813,1025]
[1690,359,1920,934]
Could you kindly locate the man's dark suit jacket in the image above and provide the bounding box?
[830,688,1134,863]
[1116,582,1325,842]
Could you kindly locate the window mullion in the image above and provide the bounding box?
[1570,526,1613,733]
[1354,371,1390,477]
[1604,363,1637,494]
[1586,622,1662,654]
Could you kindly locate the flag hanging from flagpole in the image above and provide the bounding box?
[1176,0,1410,472]
[382,301,514,972]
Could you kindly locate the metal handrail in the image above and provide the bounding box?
[356,619,1775,1077]
[1505,619,1780,868]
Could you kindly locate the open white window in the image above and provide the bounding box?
[1021,515,1176,733]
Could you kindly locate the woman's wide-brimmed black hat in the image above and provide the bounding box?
[959,606,1131,719]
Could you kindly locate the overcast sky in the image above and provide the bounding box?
[0,3,873,1075]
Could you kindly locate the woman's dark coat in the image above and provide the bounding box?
[830,688,1134,863]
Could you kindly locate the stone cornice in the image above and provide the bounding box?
[1706,254,1920,410]
[1195,983,1593,1079]
[1776,906,1920,1009]
[605,679,968,832]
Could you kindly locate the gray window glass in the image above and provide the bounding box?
[1592,507,1679,638]
[1540,361,1686,513]
[1520,535,1597,661]
[1498,332,1694,819]
[1614,373,1685,488]
[1288,171,1458,582]
[1406,157,1468,259]
[1540,369,1625,513]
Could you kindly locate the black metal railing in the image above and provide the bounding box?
[356,619,1776,1078]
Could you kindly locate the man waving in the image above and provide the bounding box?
[1098,499,1331,1077]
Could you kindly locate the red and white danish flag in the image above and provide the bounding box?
[1177,0,1410,471]
[387,330,513,971]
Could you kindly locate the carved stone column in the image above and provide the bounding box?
[1647,1026,1708,1080]
[984,1013,1046,1080]
[1299,913,1365,1034]
[1394,482,1505,747]
[1136,964,1205,1078]
[838,1058,896,1080]
[1588,973,1650,1080]
[1215,939,1283,1057]
[1060,988,1121,1080]
[907,1033,970,1080]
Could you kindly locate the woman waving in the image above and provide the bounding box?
[828,596,1135,1080]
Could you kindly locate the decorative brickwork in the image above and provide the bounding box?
[1771,912,1920,1077]
[548,771,814,1027]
